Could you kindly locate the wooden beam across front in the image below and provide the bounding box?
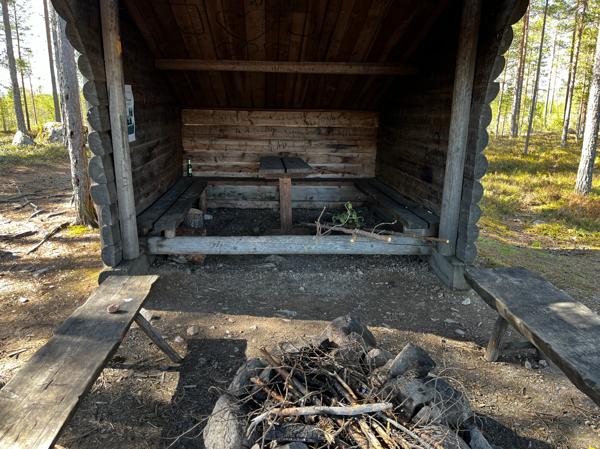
[155,59,419,76]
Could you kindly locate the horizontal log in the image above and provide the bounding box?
[461,178,484,205]
[196,177,359,186]
[156,59,419,76]
[186,151,375,166]
[87,106,111,132]
[82,80,108,107]
[182,138,377,153]
[88,131,112,156]
[100,222,121,247]
[78,53,106,82]
[182,109,379,128]
[206,200,366,210]
[189,163,375,177]
[101,240,123,267]
[207,185,366,202]
[88,154,114,184]
[183,125,377,141]
[90,181,118,206]
[456,237,477,263]
[146,235,433,256]
[98,203,119,227]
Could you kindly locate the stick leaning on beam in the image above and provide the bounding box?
[304,223,449,243]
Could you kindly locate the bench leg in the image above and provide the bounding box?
[279,178,293,232]
[485,315,509,362]
[135,313,183,363]
[200,189,207,214]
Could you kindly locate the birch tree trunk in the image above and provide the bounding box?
[575,29,600,195]
[524,0,549,156]
[510,8,529,138]
[561,0,587,147]
[495,65,508,138]
[544,29,558,126]
[53,11,97,226]
[43,0,61,122]
[1,0,26,133]
[28,75,38,126]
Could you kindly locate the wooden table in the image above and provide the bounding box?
[259,156,313,234]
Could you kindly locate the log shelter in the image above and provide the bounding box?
[52,0,529,289]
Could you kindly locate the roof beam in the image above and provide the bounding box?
[155,59,418,76]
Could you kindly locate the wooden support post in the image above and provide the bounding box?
[485,314,509,362]
[100,0,139,260]
[279,177,292,233]
[438,0,481,256]
[134,313,182,363]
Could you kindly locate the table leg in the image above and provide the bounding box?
[279,177,292,232]
[485,314,509,362]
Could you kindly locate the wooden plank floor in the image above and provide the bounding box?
[465,267,600,407]
[0,276,159,449]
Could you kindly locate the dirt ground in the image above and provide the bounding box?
[1,160,600,449]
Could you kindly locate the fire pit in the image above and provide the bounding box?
[204,315,497,449]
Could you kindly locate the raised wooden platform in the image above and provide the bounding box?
[465,267,600,407]
[0,276,178,449]
[137,177,207,237]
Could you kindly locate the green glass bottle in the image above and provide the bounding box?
[187,159,193,177]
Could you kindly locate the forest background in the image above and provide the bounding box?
[1,0,600,276]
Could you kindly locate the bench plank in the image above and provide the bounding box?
[465,267,600,407]
[368,179,440,229]
[282,156,313,174]
[136,178,194,234]
[355,181,428,229]
[259,156,285,174]
[0,275,159,449]
[153,181,207,238]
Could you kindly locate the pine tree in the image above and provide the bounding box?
[43,0,60,122]
[1,0,25,133]
[510,8,530,138]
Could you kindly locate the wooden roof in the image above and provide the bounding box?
[123,0,453,110]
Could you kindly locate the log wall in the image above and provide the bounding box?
[120,7,182,215]
[182,109,379,178]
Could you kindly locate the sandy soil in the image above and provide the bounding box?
[1,161,599,449]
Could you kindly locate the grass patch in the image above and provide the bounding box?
[481,134,600,248]
[67,225,91,236]
[0,133,69,167]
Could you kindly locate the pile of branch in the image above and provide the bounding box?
[245,345,434,449]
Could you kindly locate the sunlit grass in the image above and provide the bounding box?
[481,134,600,248]
[0,133,69,167]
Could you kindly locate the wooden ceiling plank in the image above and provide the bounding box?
[264,0,280,108]
[170,4,218,106]
[284,0,310,108]
[186,0,230,107]
[366,0,422,63]
[122,0,163,58]
[244,0,267,108]
[149,0,190,60]
[293,0,328,108]
[394,0,453,63]
[222,0,253,108]
[275,1,293,109]
[202,0,240,107]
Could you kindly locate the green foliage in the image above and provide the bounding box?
[481,134,600,248]
[332,203,361,228]
[0,132,68,167]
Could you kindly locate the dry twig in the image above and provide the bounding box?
[27,221,70,254]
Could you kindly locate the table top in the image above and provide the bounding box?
[259,156,313,176]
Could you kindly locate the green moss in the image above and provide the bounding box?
[67,225,90,236]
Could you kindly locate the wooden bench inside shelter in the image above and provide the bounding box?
[465,267,600,407]
[137,177,207,238]
[0,275,180,449]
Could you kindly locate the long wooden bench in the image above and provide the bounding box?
[465,267,600,407]
[137,177,207,237]
[0,276,181,449]
[355,179,440,236]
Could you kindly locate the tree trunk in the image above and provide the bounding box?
[1,0,26,133]
[576,68,589,141]
[53,11,97,226]
[495,59,508,138]
[43,0,61,122]
[544,29,558,127]
[0,96,7,131]
[561,0,587,147]
[13,2,30,131]
[520,57,533,131]
[524,0,549,156]
[575,29,600,195]
[510,8,529,138]
[28,75,38,126]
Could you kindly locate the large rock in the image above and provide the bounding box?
[270,336,329,356]
[204,394,257,449]
[424,376,472,427]
[322,315,377,349]
[228,358,266,397]
[420,425,471,449]
[366,348,394,368]
[12,131,35,147]
[378,375,435,421]
[36,122,65,144]
[466,425,493,449]
[389,343,436,379]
